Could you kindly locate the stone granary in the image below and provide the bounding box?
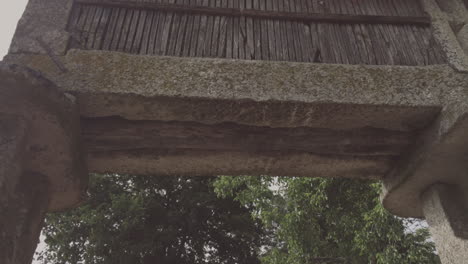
[1,0,468,263]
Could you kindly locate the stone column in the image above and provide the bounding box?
[0,115,50,264]
[385,1,468,263]
[0,64,88,264]
[422,184,468,264]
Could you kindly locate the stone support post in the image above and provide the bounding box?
[0,115,50,264]
[422,184,468,264]
[0,64,88,263]
[384,1,468,262]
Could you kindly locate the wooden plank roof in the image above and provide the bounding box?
[68,0,446,65]
[76,0,428,16]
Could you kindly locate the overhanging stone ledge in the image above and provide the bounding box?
[6,50,464,180]
[4,50,451,129]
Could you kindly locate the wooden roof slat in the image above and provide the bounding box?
[69,0,445,66]
[76,0,432,26]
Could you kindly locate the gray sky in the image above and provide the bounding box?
[0,0,28,59]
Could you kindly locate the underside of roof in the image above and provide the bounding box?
[68,0,446,65]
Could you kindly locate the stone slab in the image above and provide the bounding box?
[5,50,448,128]
[4,51,454,180]
[5,49,468,216]
[81,116,418,179]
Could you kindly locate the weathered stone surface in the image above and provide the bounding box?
[0,63,87,211]
[9,0,73,55]
[4,51,451,179]
[83,117,414,156]
[382,111,468,218]
[5,47,468,216]
[0,114,49,264]
[5,50,447,128]
[456,24,468,55]
[381,1,468,217]
[422,0,468,71]
[0,114,26,210]
[5,0,468,263]
[82,116,410,179]
[88,149,394,179]
[383,96,468,217]
[422,184,468,264]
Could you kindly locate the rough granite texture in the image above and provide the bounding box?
[87,149,392,179]
[382,113,468,217]
[9,0,73,55]
[5,51,449,182]
[5,45,468,218]
[422,184,468,264]
[422,0,468,72]
[382,0,468,218]
[5,50,447,129]
[0,63,87,211]
[4,0,468,263]
[5,50,447,106]
[431,0,467,22]
[6,50,468,218]
[456,24,468,55]
[0,114,50,264]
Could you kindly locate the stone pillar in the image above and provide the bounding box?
[422,184,468,264]
[0,115,50,264]
[0,63,88,264]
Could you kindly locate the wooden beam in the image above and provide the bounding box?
[82,117,414,157]
[76,0,431,26]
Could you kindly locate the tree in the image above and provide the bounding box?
[38,174,264,264]
[213,176,440,264]
[39,175,440,264]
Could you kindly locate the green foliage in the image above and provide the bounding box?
[214,177,441,264]
[40,175,440,264]
[39,174,263,264]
